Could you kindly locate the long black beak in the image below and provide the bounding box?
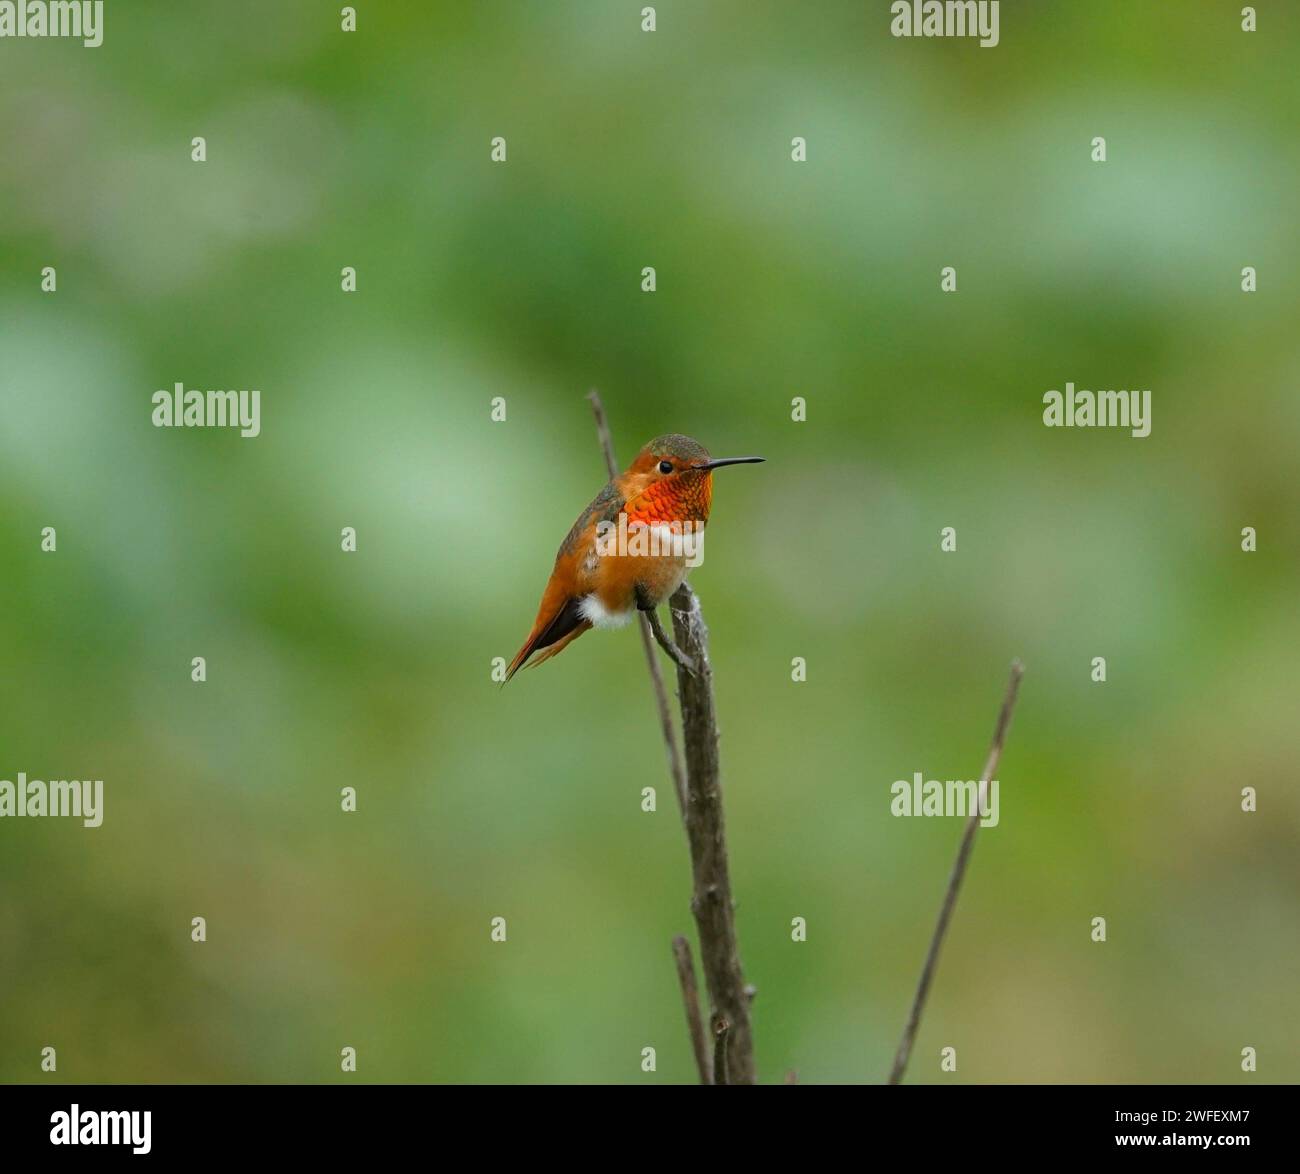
[693,456,766,471]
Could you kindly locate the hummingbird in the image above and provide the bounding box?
[506,434,764,680]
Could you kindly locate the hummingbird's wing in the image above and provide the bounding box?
[505,481,624,680]
[555,480,624,561]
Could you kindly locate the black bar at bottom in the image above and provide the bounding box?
[2,1082,1290,1159]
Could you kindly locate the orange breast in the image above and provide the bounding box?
[593,541,689,612]
[624,473,712,525]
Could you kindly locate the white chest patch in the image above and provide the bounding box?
[578,594,635,630]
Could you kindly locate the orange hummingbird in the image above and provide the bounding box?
[506,434,764,680]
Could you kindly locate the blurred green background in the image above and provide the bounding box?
[1,1,1297,1083]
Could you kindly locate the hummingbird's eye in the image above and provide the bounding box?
[658,460,673,474]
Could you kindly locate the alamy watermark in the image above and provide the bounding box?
[0,1,103,47]
[890,0,999,48]
[1043,383,1151,437]
[152,384,261,438]
[891,771,999,827]
[0,772,103,827]
[50,1105,150,1155]
[595,515,705,567]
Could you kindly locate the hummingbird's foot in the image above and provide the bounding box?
[643,606,698,677]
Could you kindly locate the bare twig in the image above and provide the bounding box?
[711,1014,731,1086]
[586,388,620,483]
[646,606,697,676]
[671,582,756,1084]
[671,935,711,1085]
[586,390,687,816]
[888,659,1025,1085]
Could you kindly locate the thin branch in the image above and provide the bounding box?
[586,388,620,482]
[671,582,756,1084]
[888,659,1025,1085]
[711,1014,731,1086]
[646,606,697,676]
[586,390,687,816]
[672,935,711,1084]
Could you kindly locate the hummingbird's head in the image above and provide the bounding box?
[622,434,765,524]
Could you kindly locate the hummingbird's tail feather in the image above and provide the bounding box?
[505,595,591,681]
[516,621,591,674]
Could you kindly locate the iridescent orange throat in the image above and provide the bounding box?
[623,471,712,526]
